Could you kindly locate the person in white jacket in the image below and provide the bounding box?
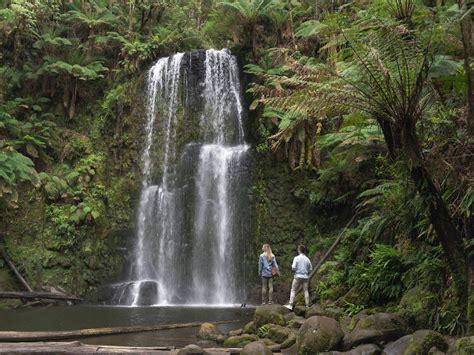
[285,245,312,310]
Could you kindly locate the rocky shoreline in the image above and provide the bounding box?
[191,304,473,354]
[0,304,472,354]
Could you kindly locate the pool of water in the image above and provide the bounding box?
[0,305,254,347]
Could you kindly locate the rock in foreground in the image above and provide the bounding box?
[241,341,273,355]
[344,312,406,349]
[254,305,289,327]
[297,316,344,354]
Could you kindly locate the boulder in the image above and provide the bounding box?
[215,334,226,344]
[260,338,277,346]
[297,316,344,354]
[339,315,353,333]
[428,347,446,355]
[268,343,282,352]
[454,336,474,355]
[280,330,297,349]
[294,305,306,317]
[259,338,281,352]
[197,322,221,340]
[282,343,298,354]
[240,341,272,355]
[284,312,296,322]
[344,312,406,349]
[288,316,305,329]
[398,287,436,330]
[229,328,243,336]
[320,344,381,355]
[243,321,257,334]
[405,330,447,354]
[383,335,411,355]
[338,286,370,307]
[306,304,341,319]
[265,324,292,344]
[254,305,289,327]
[223,334,259,347]
[177,344,206,354]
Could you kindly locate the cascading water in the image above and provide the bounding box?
[111,49,251,306]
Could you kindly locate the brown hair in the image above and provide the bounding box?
[298,245,306,254]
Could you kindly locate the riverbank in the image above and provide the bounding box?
[0,342,249,354]
[0,305,253,348]
[2,304,472,354]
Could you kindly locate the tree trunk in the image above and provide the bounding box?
[288,0,296,50]
[0,291,81,302]
[468,243,474,334]
[401,121,468,314]
[0,248,33,292]
[378,116,468,321]
[378,119,401,160]
[458,1,473,134]
[0,342,175,353]
[251,24,257,60]
[69,79,77,119]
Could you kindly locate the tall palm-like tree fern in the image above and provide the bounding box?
[250,22,469,319]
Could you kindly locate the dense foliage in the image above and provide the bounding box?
[0,0,472,335]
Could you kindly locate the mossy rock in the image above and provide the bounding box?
[240,341,272,355]
[305,304,341,319]
[177,344,205,354]
[294,305,306,317]
[320,343,381,355]
[344,312,406,350]
[243,321,257,334]
[297,316,344,354]
[338,286,370,307]
[398,287,436,330]
[228,328,243,336]
[254,304,289,327]
[281,330,297,349]
[265,324,292,343]
[260,337,277,347]
[405,330,447,354]
[284,312,297,323]
[197,322,221,339]
[223,334,259,347]
[288,316,305,329]
[455,336,474,355]
[383,335,411,355]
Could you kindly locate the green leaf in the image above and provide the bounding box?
[295,20,330,38]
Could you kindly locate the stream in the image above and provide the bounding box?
[0,305,253,347]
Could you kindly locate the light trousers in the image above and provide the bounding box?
[289,277,309,307]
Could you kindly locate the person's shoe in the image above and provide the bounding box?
[268,301,273,305]
[284,304,293,311]
[262,302,267,305]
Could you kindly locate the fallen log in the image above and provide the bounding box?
[0,342,245,353]
[0,341,176,353]
[0,291,82,303]
[0,247,33,292]
[0,319,239,342]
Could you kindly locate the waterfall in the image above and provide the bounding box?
[112,49,251,306]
